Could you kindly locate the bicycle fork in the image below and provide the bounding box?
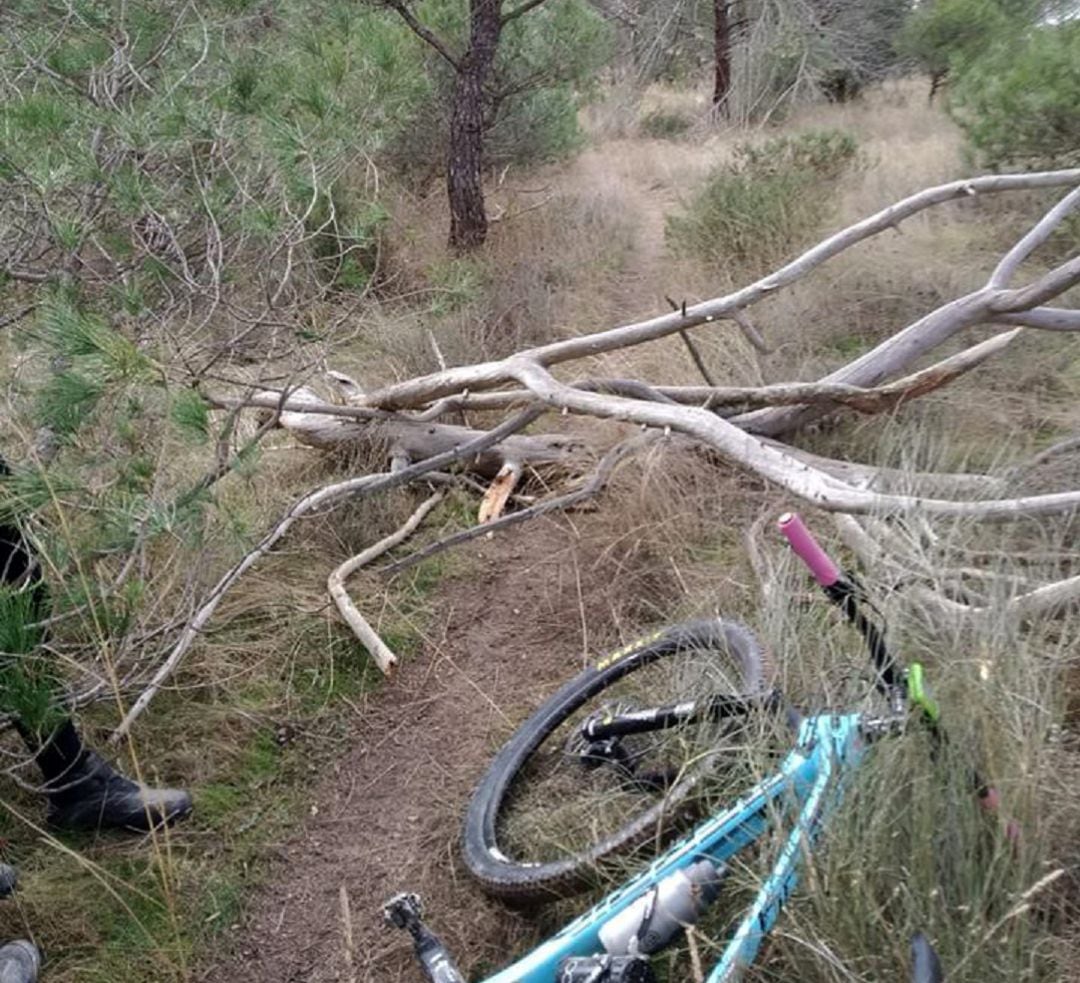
[384,893,467,983]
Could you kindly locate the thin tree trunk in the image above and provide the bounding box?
[713,0,732,111]
[928,69,947,104]
[447,0,502,249]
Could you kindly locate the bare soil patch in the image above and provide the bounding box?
[205,516,654,983]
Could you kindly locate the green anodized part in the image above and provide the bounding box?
[907,662,940,723]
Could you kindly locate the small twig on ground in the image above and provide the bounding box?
[339,884,357,983]
[328,489,445,675]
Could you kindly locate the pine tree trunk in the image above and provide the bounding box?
[712,0,732,111]
[447,0,502,249]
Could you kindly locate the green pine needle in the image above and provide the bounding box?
[36,370,104,437]
[40,296,152,380]
[169,389,211,443]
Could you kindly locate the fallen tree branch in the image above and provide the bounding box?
[910,574,1080,622]
[990,184,1080,288]
[506,359,1080,517]
[769,442,1001,496]
[356,170,1080,412]
[214,325,1021,427]
[109,407,544,741]
[255,386,581,478]
[834,513,1080,622]
[657,328,1023,414]
[732,309,771,354]
[740,182,1080,435]
[328,490,446,675]
[678,328,717,385]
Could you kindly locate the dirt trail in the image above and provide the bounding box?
[206,135,705,983]
[207,518,643,983]
[563,139,689,319]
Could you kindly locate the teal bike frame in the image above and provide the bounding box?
[388,513,985,982]
[479,711,866,983]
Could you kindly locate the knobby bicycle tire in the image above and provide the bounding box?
[462,618,770,903]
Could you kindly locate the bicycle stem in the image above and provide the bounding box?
[822,576,901,696]
[779,512,1019,843]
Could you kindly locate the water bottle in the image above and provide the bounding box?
[599,859,725,956]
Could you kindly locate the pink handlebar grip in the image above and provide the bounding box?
[778,512,842,587]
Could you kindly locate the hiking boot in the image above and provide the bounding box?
[0,865,16,899]
[26,719,192,832]
[0,940,40,983]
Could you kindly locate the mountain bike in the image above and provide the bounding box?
[385,513,1000,983]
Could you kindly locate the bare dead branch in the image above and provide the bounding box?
[358,169,1080,411]
[506,359,1080,517]
[732,308,771,353]
[993,308,1080,331]
[260,385,581,478]
[678,328,717,385]
[328,489,446,675]
[989,184,1080,288]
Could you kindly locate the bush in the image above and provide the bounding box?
[639,109,694,140]
[949,22,1080,169]
[897,0,1013,81]
[666,130,860,271]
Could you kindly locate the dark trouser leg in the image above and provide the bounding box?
[0,495,192,832]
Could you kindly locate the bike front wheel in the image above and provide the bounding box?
[462,618,772,903]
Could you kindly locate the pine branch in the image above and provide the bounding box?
[501,0,550,24]
[385,1,461,71]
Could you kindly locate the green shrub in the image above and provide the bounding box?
[897,0,1014,81]
[949,22,1080,169]
[666,130,860,271]
[639,109,694,140]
